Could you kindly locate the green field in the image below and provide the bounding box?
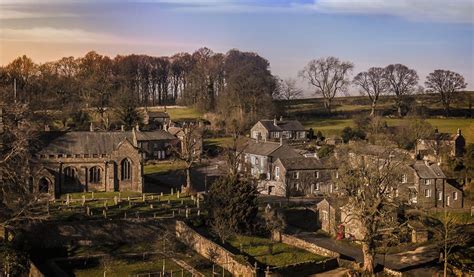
[144,160,187,175]
[302,118,474,143]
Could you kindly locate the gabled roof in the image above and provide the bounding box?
[241,141,301,158]
[257,119,305,132]
[136,130,177,141]
[412,160,446,179]
[278,157,324,170]
[37,131,135,155]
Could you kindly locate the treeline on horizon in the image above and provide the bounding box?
[0,47,469,132]
[0,48,277,131]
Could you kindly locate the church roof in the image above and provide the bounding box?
[37,131,134,155]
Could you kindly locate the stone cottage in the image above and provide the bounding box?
[143,110,170,130]
[269,157,338,197]
[238,140,301,181]
[417,129,465,160]
[250,117,306,141]
[411,160,463,209]
[136,130,179,160]
[32,130,144,198]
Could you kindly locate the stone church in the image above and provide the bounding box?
[32,130,143,198]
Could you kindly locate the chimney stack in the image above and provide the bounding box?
[457,128,461,135]
[273,117,277,126]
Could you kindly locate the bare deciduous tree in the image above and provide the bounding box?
[172,124,203,193]
[336,143,407,273]
[353,67,389,116]
[299,57,353,113]
[425,70,467,117]
[385,64,419,117]
[275,78,303,100]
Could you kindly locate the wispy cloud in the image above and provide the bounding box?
[307,0,474,24]
[0,27,202,49]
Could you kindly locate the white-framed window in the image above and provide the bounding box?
[275,167,280,178]
[426,179,433,185]
[453,192,458,200]
[402,174,407,183]
[293,172,299,179]
[438,191,443,201]
[315,171,320,179]
[446,196,451,206]
[251,156,256,165]
[424,189,431,197]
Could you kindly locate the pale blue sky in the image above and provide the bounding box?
[1,0,473,91]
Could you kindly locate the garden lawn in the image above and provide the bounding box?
[227,235,326,267]
[144,160,187,175]
[74,256,184,277]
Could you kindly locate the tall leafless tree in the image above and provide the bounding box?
[425,70,467,117]
[299,57,353,113]
[336,143,407,273]
[353,67,389,116]
[172,124,203,193]
[384,64,419,117]
[275,78,303,100]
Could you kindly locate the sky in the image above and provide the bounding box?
[1,0,473,92]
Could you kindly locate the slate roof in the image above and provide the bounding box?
[258,119,305,132]
[412,161,446,179]
[136,130,177,141]
[426,132,459,141]
[241,141,301,158]
[37,131,135,155]
[278,157,323,170]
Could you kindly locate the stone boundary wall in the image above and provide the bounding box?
[273,232,339,258]
[175,221,255,277]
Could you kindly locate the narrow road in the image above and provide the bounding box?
[295,231,439,271]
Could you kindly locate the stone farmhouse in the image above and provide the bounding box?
[417,128,465,160]
[410,160,463,209]
[239,140,301,181]
[250,117,306,141]
[136,130,179,160]
[269,157,338,197]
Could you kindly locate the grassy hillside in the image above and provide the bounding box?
[284,92,474,143]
